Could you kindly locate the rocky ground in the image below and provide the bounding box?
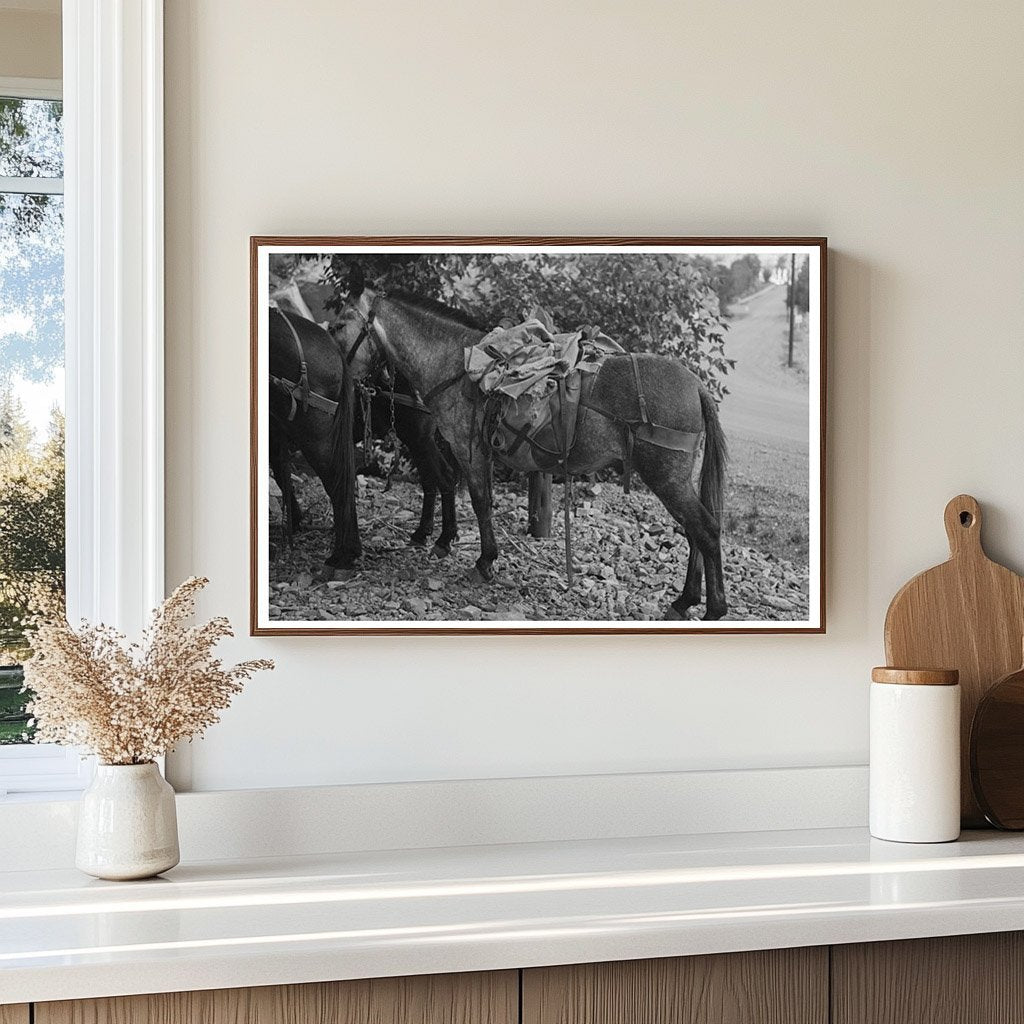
[268,473,810,623]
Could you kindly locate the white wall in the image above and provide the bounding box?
[164,0,1024,792]
[0,6,61,80]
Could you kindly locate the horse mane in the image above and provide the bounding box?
[386,289,485,331]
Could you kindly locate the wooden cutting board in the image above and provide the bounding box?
[884,494,1024,826]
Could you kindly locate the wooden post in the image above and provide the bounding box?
[788,252,796,368]
[528,473,553,538]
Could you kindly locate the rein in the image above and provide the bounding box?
[347,293,436,472]
[423,370,466,405]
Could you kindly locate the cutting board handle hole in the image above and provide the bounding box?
[960,511,974,527]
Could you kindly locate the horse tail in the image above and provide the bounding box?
[698,384,728,519]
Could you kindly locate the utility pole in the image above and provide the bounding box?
[787,252,796,368]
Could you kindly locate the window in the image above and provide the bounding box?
[0,79,81,795]
[0,88,65,737]
[1,5,166,798]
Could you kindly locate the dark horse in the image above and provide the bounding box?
[336,271,730,619]
[269,308,360,569]
[269,308,460,568]
[352,374,460,555]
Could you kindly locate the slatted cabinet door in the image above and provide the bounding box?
[0,1007,29,1024]
[832,933,1024,1024]
[522,949,829,1024]
[35,971,518,1024]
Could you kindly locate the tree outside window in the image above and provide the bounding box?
[0,94,65,744]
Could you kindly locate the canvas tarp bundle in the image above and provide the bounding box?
[465,308,624,400]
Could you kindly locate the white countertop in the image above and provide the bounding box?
[4,826,1024,1004]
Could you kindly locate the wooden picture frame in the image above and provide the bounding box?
[251,237,827,635]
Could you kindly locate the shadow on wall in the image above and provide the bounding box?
[827,250,872,636]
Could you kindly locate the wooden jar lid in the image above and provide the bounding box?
[871,667,960,686]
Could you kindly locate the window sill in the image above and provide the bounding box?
[0,789,86,804]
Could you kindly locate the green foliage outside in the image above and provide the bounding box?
[0,394,65,744]
[305,252,737,402]
[0,664,28,743]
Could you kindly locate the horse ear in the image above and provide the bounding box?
[348,262,365,298]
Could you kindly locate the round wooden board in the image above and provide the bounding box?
[971,663,1024,829]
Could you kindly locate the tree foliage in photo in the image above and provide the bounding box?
[697,253,765,317]
[792,255,810,315]
[312,252,735,401]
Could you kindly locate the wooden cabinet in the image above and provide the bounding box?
[13,933,1024,1023]
[34,971,517,1024]
[522,948,828,1024]
[832,932,1024,1024]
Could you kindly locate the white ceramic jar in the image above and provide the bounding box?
[76,762,180,880]
[870,667,961,843]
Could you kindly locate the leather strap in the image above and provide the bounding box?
[269,374,339,417]
[579,394,702,453]
[273,308,312,420]
[423,370,466,406]
[345,294,381,365]
[632,421,701,451]
[497,417,562,463]
[348,291,463,409]
[630,352,650,425]
[358,383,431,414]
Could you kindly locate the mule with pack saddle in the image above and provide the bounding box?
[335,265,730,621]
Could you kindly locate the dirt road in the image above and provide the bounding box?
[719,284,809,451]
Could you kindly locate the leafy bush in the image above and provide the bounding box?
[315,252,734,401]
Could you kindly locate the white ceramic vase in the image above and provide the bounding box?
[76,762,180,880]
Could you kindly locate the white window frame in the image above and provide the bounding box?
[0,0,164,797]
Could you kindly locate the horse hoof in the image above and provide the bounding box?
[702,605,728,621]
[664,606,686,621]
[467,566,493,585]
[409,534,429,548]
[431,543,451,559]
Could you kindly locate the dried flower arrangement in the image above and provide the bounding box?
[23,577,273,765]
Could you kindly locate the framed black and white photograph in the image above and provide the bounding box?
[250,237,826,635]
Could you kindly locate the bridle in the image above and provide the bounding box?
[343,290,467,418]
[343,292,431,461]
[344,292,384,371]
